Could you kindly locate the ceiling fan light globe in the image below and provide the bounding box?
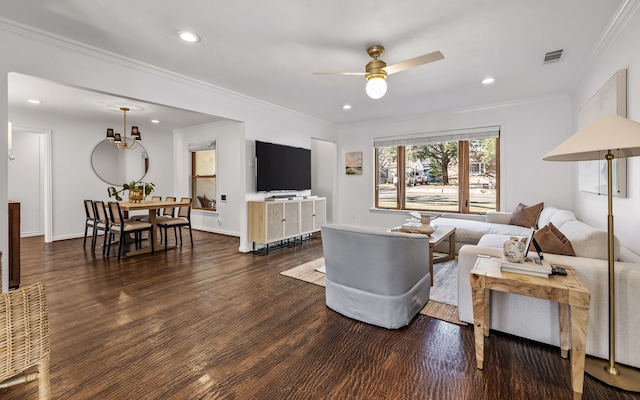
[366,77,387,99]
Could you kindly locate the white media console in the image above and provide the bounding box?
[248,197,326,253]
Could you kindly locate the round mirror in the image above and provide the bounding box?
[91,139,149,185]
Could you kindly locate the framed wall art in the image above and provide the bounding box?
[345,151,363,175]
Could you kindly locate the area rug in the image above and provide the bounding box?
[280,257,466,326]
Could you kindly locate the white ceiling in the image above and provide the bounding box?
[8,73,226,132]
[1,0,629,126]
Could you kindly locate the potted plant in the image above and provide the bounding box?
[107,180,155,202]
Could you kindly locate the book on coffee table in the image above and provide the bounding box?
[501,255,552,278]
[400,222,421,233]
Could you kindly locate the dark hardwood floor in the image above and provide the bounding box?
[2,231,639,399]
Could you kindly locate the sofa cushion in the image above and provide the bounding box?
[509,202,544,228]
[477,234,519,248]
[436,218,531,244]
[538,206,561,226]
[559,220,615,260]
[532,223,576,256]
[548,209,577,229]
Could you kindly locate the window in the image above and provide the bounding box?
[374,128,499,214]
[376,146,398,209]
[191,144,217,211]
[470,162,485,175]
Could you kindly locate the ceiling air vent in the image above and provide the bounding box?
[543,49,564,64]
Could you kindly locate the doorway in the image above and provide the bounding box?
[7,126,52,241]
[310,138,337,223]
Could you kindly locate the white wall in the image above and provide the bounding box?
[569,6,640,254]
[8,109,174,241]
[335,95,574,229]
[173,120,245,237]
[0,22,338,287]
[311,138,337,223]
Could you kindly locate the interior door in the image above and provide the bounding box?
[8,131,44,237]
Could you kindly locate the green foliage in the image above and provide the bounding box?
[107,180,155,201]
[408,143,458,185]
[470,138,496,176]
[377,147,397,170]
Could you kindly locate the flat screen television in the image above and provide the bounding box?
[256,140,311,192]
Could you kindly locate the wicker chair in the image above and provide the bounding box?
[0,280,51,399]
[197,195,216,209]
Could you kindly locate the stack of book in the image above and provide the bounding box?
[501,255,552,278]
[399,222,421,234]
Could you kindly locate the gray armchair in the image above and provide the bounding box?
[321,224,431,329]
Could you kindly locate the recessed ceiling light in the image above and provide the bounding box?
[482,77,495,85]
[27,99,41,104]
[342,104,352,110]
[151,119,159,124]
[178,31,201,43]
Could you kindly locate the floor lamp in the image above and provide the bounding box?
[543,115,640,391]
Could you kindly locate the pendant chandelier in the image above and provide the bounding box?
[106,107,141,149]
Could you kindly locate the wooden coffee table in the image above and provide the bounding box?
[470,256,590,399]
[390,225,456,286]
[427,225,456,286]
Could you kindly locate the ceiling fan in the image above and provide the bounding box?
[313,45,444,99]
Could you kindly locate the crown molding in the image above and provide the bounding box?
[569,0,640,92]
[0,17,335,127]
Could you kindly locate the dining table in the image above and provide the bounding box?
[116,199,190,256]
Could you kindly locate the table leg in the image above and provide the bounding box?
[124,209,159,256]
[428,245,434,286]
[570,305,589,400]
[472,286,489,369]
[559,303,570,359]
[148,210,161,250]
[483,288,491,338]
[448,231,456,260]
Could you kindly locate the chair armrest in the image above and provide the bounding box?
[486,211,512,225]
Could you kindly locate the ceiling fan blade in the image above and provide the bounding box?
[383,50,444,75]
[312,72,367,76]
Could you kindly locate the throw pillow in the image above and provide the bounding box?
[509,202,544,228]
[528,222,576,256]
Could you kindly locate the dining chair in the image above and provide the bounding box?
[159,197,177,219]
[157,196,177,244]
[0,281,51,399]
[106,201,154,260]
[83,199,96,248]
[92,200,111,255]
[157,197,193,250]
[131,196,162,221]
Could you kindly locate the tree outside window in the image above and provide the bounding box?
[375,136,499,214]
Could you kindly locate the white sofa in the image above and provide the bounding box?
[434,213,533,253]
[444,206,640,369]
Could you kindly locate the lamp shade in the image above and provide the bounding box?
[366,76,387,99]
[543,115,640,162]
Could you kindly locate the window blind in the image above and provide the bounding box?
[373,126,500,148]
[187,140,216,152]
